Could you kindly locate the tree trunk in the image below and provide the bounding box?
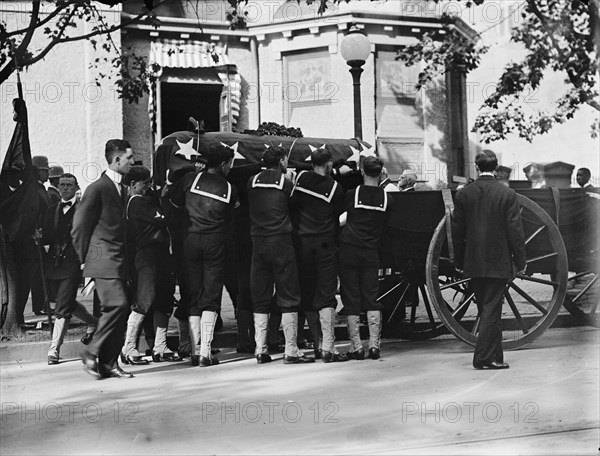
[0,229,25,339]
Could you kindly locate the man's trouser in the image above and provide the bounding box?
[471,278,507,366]
[90,279,130,368]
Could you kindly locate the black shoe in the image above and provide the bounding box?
[81,351,102,379]
[152,351,182,362]
[236,345,255,354]
[283,354,315,364]
[48,355,59,365]
[191,355,200,366]
[474,361,509,370]
[256,353,272,364]
[80,331,95,345]
[199,356,220,367]
[297,339,314,350]
[211,348,221,355]
[314,348,323,360]
[102,365,134,378]
[369,347,381,360]
[267,343,285,353]
[120,352,149,365]
[348,349,365,360]
[322,351,350,363]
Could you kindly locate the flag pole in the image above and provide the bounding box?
[16,67,23,100]
[17,67,53,332]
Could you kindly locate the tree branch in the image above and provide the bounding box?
[21,5,78,66]
[58,13,144,44]
[12,1,40,68]
[2,1,71,38]
[586,98,600,111]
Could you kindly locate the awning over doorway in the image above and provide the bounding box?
[148,39,242,135]
[150,39,232,68]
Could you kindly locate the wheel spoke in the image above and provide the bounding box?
[568,271,594,282]
[509,282,548,315]
[525,225,546,245]
[420,285,438,330]
[526,252,558,264]
[440,278,470,290]
[452,293,475,320]
[571,274,598,304]
[471,314,481,336]
[504,290,529,334]
[386,282,410,324]
[516,274,559,287]
[377,279,406,302]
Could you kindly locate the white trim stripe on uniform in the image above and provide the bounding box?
[354,186,388,212]
[292,172,338,203]
[252,173,284,190]
[189,172,232,203]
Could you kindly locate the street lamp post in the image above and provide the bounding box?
[340,27,370,140]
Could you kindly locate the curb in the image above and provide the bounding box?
[0,313,584,363]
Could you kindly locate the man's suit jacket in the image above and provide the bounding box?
[452,175,526,279]
[71,173,127,280]
[47,186,61,205]
[42,201,81,280]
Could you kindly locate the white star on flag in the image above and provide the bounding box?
[221,142,245,164]
[347,145,361,163]
[360,145,376,158]
[175,138,196,161]
[307,144,327,161]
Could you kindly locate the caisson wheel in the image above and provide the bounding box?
[426,194,568,350]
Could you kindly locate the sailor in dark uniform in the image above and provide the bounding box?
[40,173,97,364]
[248,146,314,364]
[169,145,237,366]
[291,147,349,363]
[120,166,179,364]
[339,157,394,360]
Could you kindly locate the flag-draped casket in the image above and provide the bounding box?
[153,130,374,192]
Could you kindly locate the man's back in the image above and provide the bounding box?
[248,169,293,237]
[452,176,526,279]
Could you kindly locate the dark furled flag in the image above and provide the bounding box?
[0,97,39,242]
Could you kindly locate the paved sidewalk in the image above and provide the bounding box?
[1,327,598,455]
[1,282,587,363]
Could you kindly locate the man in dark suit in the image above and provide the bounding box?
[72,139,135,379]
[41,173,97,365]
[452,149,526,370]
[47,165,64,204]
[13,156,52,323]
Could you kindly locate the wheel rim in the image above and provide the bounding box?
[426,193,568,350]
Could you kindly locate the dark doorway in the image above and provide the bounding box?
[161,82,222,136]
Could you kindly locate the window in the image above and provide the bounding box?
[375,49,425,177]
[283,49,335,137]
